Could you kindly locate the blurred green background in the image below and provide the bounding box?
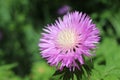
[0,0,120,80]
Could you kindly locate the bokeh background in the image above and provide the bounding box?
[0,0,120,80]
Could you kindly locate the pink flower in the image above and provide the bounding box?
[39,11,100,71]
[57,5,71,15]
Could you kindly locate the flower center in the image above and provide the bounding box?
[57,28,77,50]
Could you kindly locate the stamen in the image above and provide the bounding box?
[57,28,78,50]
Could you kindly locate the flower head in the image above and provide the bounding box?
[57,5,71,15]
[39,11,100,70]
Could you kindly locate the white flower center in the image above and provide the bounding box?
[57,28,77,50]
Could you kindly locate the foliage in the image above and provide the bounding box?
[30,61,55,80]
[0,0,120,80]
[0,64,21,80]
